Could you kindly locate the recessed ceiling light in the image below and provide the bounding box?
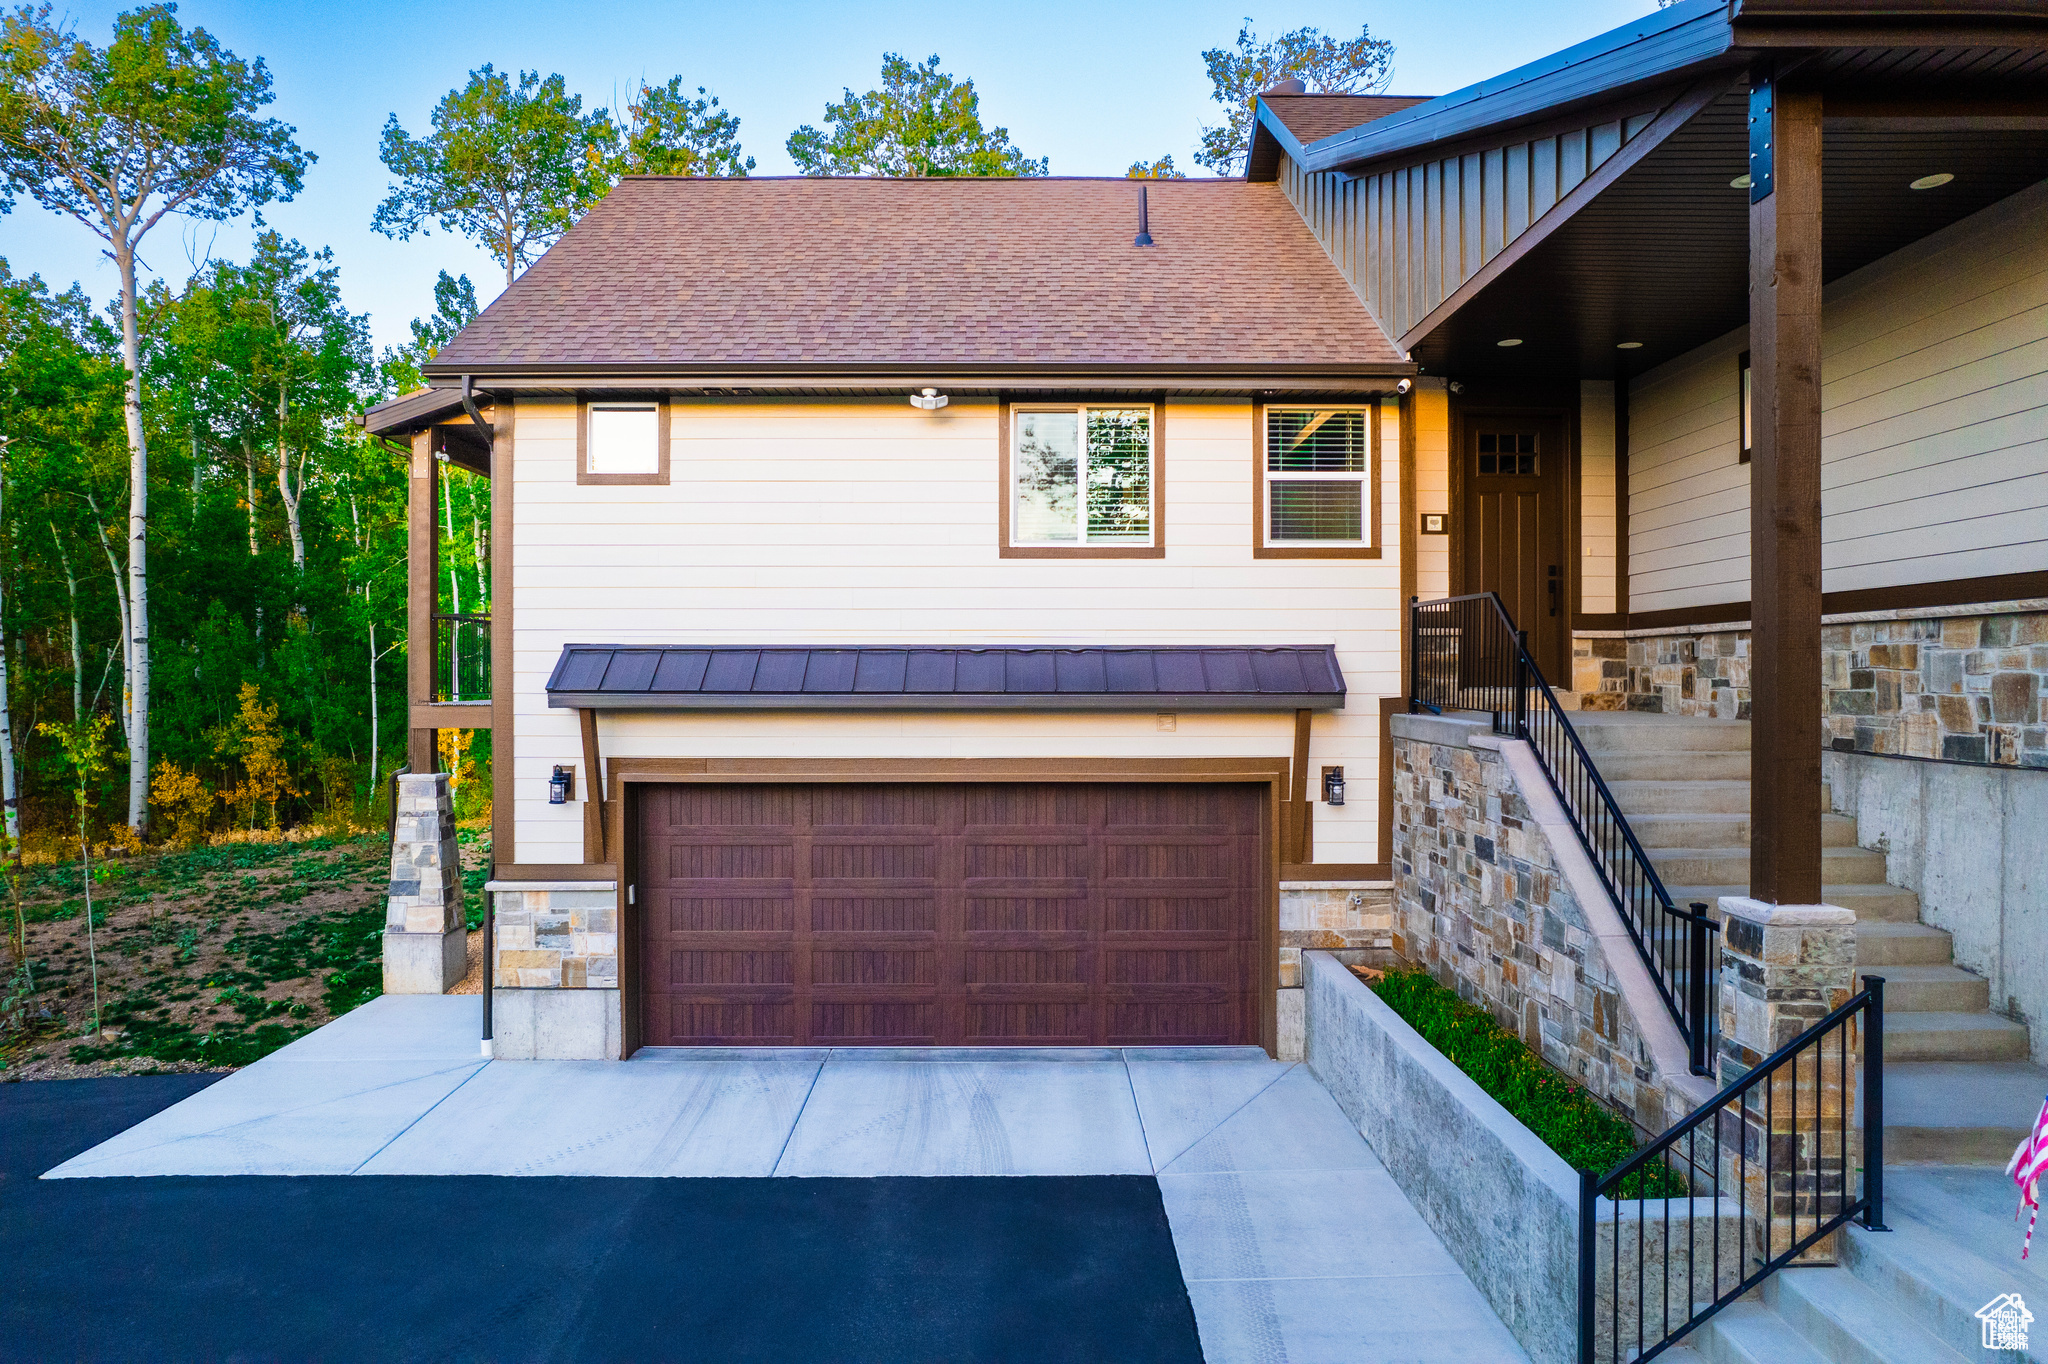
[1910,172,1954,190]
[1617,342,1643,350]
[1497,338,1523,347]
[1730,174,1752,189]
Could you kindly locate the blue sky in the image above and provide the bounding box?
[1,0,1660,350]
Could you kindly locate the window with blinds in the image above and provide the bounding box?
[1013,406,1154,546]
[1264,408,1369,546]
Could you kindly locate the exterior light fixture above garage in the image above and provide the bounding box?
[909,388,949,410]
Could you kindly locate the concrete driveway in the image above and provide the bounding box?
[43,996,1530,1363]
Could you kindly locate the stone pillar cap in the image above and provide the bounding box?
[1716,895,1855,927]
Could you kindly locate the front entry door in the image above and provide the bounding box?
[1461,417,1567,681]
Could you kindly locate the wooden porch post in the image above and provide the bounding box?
[407,428,439,777]
[1746,72,1825,905]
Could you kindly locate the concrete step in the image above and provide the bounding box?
[1608,779,1753,814]
[1885,1011,2032,1063]
[1697,1298,1833,1364]
[1648,845,1890,887]
[1764,1264,1972,1364]
[1856,921,1956,967]
[1887,1062,2048,1165]
[1841,1168,2047,1361]
[1572,713,1754,755]
[1594,751,1753,782]
[1665,883,1925,923]
[1626,812,1861,849]
[1878,965,1992,1015]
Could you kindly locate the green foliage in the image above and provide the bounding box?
[1196,18,1396,174]
[616,77,754,178]
[381,270,477,394]
[1126,156,1185,180]
[373,64,615,286]
[1371,969,1686,1196]
[0,2,311,231]
[787,53,1047,178]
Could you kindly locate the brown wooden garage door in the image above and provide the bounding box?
[636,782,1264,1047]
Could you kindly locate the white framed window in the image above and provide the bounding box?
[1008,404,1157,551]
[1261,406,1372,550]
[580,400,667,484]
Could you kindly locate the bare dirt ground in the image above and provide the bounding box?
[1,829,490,1081]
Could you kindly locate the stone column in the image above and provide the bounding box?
[1715,896,1859,1266]
[383,771,467,994]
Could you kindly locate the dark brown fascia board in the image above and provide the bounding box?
[548,692,1348,712]
[1732,20,2048,46]
[419,363,1415,385]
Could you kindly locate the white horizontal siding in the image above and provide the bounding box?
[1579,380,1617,614]
[510,397,1405,866]
[1626,177,2048,614]
[1414,382,1452,600]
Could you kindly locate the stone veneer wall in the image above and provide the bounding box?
[1571,602,2048,769]
[493,884,620,988]
[1391,715,1696,1135]
[1275,881,1394,1060]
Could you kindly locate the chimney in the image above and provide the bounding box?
[1134,184,1153,247]
[1262,78,1307,96]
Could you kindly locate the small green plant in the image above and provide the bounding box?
[38,713,114,1042]
[1371,968,1686,1197]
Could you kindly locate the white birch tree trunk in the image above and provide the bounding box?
[276,385,305,572]
[52,524,83,720]
[0,456,17,846]
[115,245,151,834]
[86,492,132,755]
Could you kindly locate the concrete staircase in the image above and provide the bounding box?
[1572,712,2031,1071]
[1567,713,2041,1363]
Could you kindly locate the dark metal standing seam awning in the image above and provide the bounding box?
[545,645,1346,711]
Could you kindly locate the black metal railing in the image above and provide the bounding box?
[1578,977,1888,1364]
[1409,592,1717,1073]
[434,612,490,702]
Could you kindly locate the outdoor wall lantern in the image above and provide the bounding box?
[1322,766,1346,806]
[549,765,574,805]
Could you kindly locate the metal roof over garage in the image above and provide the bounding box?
[544,645,1347,711]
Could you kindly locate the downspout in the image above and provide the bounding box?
[459,377,495,1056]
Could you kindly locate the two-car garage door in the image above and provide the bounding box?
[636,782,1265,1047]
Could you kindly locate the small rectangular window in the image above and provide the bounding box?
[1263,408,1369,547]
[1011,405,1154,547]
[1738,350,1753,464]
[588,404,660,474]
[579,399,669,485]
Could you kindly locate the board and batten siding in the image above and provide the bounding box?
[1626,178,2048,616]
[1277,101,1664,343]
[510,398,1406,866]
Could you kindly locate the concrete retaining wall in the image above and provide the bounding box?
[1826,749,2048,1058]
[1304,951,1749,1364]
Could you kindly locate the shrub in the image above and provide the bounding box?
[1370,968,1686,1195]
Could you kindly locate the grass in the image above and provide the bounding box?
[1369,968,1688,1197]
[2,829,491,1078]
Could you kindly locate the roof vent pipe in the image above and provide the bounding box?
[1134,185,1153,247]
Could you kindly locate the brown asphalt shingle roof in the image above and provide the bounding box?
[1263,95,1434,146]
[425,177,1403,374]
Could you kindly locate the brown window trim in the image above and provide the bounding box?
[577,394,671,486]
[997,395,1166,559]
[1253,398,1383,560]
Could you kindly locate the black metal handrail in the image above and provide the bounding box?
[434,611,491,703]
[1409,592,1717,1073]
[1577,976,1888,1364]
